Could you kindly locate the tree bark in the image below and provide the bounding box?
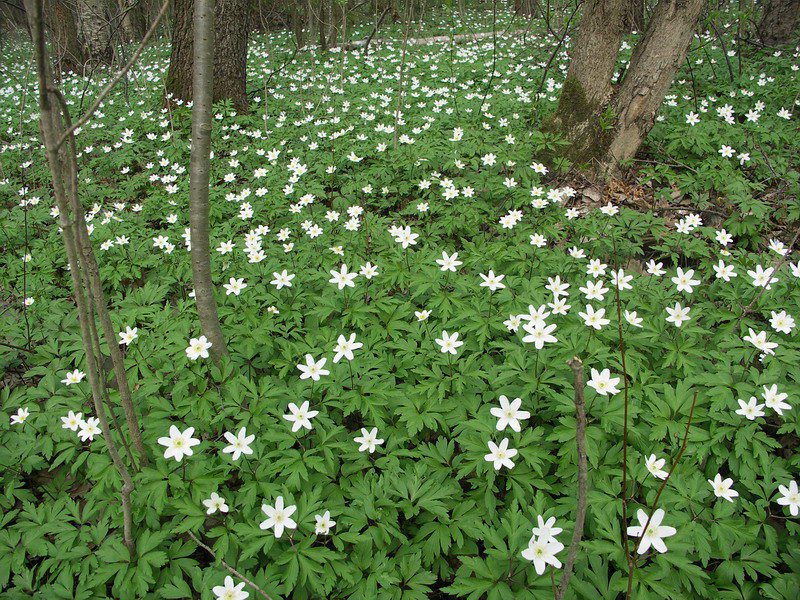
[189,0,227,363]
[547,0,626,160]
[603,0,706,171]
[213,0,248,112]
[549,0,706,178]
[166,0,249,112]
[75,0,112,64]
[44,0,86,74]
[757,0,800,46]
[623,0,645,31]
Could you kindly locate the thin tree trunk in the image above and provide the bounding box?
[25,0,136,557]
[757,0,800,46]
[189,0,227,363]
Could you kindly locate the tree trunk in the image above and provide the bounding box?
[623,0,645,31]
[213,0,248,112]
[44,0,86,74]
[549,0,706,178]
[547,0,626,160]
[757,0,800,46]
[116,0,147,41]
[166,0,249,112]
[76,0,112,64]
[189,0,227,363]
[513,0,535,15]
[603,0,706,171]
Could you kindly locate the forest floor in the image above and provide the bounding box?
[0,8,799,600]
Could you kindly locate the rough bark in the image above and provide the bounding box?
[623,0,645,31]
[213,0,249,112]
[603,0,706,171]
[76,0,112,64]
[44,0,86,73]
[549,0,706,178]
[757,0,800,46]
[116,0,147,41]
[189,0,227,363]
[547,0,626,159]
[166,0,249,112]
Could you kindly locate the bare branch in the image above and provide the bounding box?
[186,530,274,600]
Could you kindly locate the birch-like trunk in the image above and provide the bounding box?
[189,0,227,363]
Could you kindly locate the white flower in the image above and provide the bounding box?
[223,277,247,296]
[671,268,700,293]
[777,481,800,516]
[484,438,517,470]
[333,333,363,363]
[626,508,677,554]
[354,427,384,453]
[665,303,691,327]
[743,329,778,355]
[712,260,737,282]
[203,492,229,514]
[624,311,643,328]
[531,515,563,544]
[10,407,30,425]
[521,322,558,349]
[587,368,621,396]
[435,330,464,355]
[747,265,778,289]
[314,510,336,535]
[270,270,295,290]
[762,385,791,415]
[157,425,200,461]
[329,263,358,289]
[735,396,765,420]
[186,336,212,360]
[61,369,86,385]
[436,251,462,272]
[479,270,506,291]
[118,326,138,345]
[212,575,249,600]
[708,474,738,502]
[78,417,102,441]
[283,401,319,432]
[297,354,329,381]
[489,396,530,432]
[260,496,297,538]
[578,305,610,330]
[521,536,564,574]
[222,427,255,461]
[645,454,668,480]
[61,410,83,431]
[769,310,795,335]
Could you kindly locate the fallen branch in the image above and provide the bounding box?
[186,530,274,600]
[302,28,529,52]
[556,357,589,600]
